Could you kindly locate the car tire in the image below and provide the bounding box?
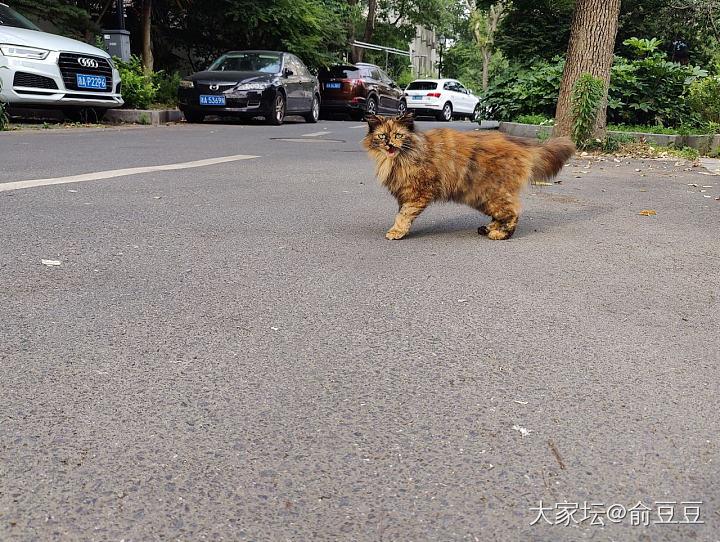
[437,102,452,122]
[304,94,320,123]
[183,110,204,123]
[397,99,407,116]
[268,93,286,125]
[63,107,106,123]
[365,96,378,118]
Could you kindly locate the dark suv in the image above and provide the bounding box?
[319,63,406,120]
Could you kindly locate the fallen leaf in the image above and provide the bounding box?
[639,210,656,216]
[41,259,61,266]
[534,181,552,186]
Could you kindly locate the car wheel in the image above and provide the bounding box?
[365,96,378,117]
[437,102,452,122]
[63,107,106,123]
[304,94,320,123]
[268,93,286,125]
[183,110,205,123]
[397,99,407,116]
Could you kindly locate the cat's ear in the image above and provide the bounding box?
[394,112,415,130]
[366,114,385,131]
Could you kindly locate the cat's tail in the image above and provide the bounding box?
[530,137,575,183]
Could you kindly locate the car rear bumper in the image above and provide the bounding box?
[406,103,442,113]
[319,98,366,113]
[0,53,123,108]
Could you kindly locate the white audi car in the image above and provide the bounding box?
[0,2,123,121]
[404,78,480,121]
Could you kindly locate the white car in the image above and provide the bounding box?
[404,78,480,121]
[0,2,123,121]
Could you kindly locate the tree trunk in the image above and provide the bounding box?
[356,0,377,63]
[553,0,621,138]
[141,0,154,75]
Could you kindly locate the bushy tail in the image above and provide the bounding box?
[531,137,575,183]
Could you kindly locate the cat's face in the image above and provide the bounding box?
[363,113,416,158]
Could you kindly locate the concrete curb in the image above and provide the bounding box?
[498,122,720,153]
[104,109,184,125]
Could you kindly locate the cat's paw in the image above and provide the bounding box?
[488,230,510,240]
[386,228,407,240]
[478,225,490,236]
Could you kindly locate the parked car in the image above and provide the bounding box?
[0,2,123,121]
[318,63,406,120]
[404,78,480,121]
[178,50,320,125]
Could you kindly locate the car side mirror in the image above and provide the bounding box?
[283,68,294,77]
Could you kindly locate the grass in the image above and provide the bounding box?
[607,123,716,135]
[512,114,554,125]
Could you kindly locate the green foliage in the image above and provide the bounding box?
[152,71,181,108]
[686,76,720,124]
[513,114,554,125]
[10,0,95,39]
[115,56,158,110]
[482,56,565,121]
[571,74,606,148]
[0,67,8,131]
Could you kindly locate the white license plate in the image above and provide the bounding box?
[76,74,106,90]
[200,95,226,106]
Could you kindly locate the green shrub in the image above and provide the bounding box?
[513,114,554,125]
[115,55,158,109]
[0,67,8,130]
[571,74,605,148]
[483,37,709,129]
[152,70,181,108]
[686,76,720,125]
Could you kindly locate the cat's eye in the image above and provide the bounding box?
[394,133,404,139]
[376,134,386,140]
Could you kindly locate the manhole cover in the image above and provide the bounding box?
[270,137,346,143]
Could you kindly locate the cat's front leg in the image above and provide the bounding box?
[386,200,429,240]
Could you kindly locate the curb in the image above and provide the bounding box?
[104,109,184,125]
[498,122,720,153]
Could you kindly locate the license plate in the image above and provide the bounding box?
[76,74,106,90]
[325,82,341,89]
[200,95,226,106]
[412,95,423,100]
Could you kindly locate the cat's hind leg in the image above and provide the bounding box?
[477,199,520,240]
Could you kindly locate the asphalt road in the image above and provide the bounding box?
[1,117,719,542]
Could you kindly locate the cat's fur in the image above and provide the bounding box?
[362,113,575,240]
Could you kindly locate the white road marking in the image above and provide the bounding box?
[350,125,368,129]
[302,131,331,137]
[0,154,259,192]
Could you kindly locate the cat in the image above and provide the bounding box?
[362,113,575,240]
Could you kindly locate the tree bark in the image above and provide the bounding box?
[356,0,377,62]
[141,0,154,75]
[553,0,621,138]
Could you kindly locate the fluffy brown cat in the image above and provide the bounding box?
[362,113,575,240]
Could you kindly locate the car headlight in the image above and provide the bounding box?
[0,45,50,60]
[235,82,267,91]
[179,80,194,89]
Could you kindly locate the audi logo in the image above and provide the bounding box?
[77,57,99,69]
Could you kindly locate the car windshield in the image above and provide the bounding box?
[208,52,282,73]
[319,66,370,80]
[406,81,438,91]
[0,4,42,30]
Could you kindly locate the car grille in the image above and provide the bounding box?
[58,53,113,92]
[195,82,236,93]
[13,72,58,90]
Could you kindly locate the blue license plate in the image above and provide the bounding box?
[412,95,422,100]
[199,95,226,106]
[76,74,106,90]
[325,82,341,89]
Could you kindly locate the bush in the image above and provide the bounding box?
[483,37,709,129]
[686,76,720,125]
[115,55,158,109]
[513,114,554,125]
[152,70,181,108]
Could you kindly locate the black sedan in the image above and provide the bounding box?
[178,50,320,125]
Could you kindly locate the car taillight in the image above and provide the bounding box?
[343,79,364,87]
[427,92,441,97]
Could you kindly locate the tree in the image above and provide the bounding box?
[462,1,511,89]
[553,0,622,138]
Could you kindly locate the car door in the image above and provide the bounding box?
[370,68,391,113]
[291,55,315,111]
[445,81,464,113]
[454,82,473,114]
[378,69,401,113]
[282,56,304,112]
